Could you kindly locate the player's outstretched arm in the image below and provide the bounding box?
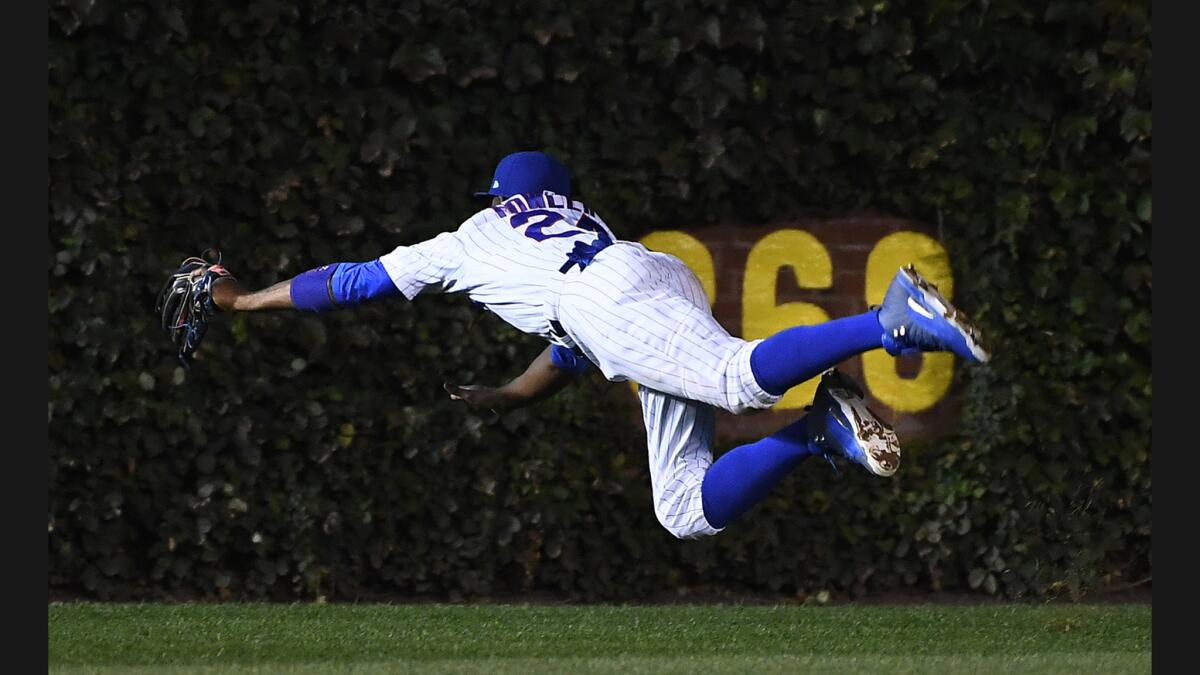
[157,253,404,364]
[210,259,401,313]
[211,276,295,311]
[444,344,583,414]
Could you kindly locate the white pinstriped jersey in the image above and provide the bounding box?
[378,191,617,345]
[380,189,781,540]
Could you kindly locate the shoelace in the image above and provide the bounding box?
[804,405,841,474]
[821,452,840,474]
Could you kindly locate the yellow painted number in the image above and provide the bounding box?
[742,230,832,408]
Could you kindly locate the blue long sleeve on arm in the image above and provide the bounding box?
[331,260,401,305]
[549,344,591,375]
[290,260,401,312]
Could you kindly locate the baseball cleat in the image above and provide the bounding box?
[807,369,901,477]
[877,264,989,363]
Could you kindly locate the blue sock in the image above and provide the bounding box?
[701,417,816,529]
[749,311,884,396]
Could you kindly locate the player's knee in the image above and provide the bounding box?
[657,513,721,540]
[724,391,778,417]
[718,345,784,415]
[654,489,723,540]
[729,401,772,417]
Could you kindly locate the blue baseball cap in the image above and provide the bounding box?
[474,151,571,200]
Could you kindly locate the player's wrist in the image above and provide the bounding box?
[211,277,247,311]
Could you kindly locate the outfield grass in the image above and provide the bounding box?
[49,602,1150,674]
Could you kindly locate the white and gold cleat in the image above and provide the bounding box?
[807,368,901,477]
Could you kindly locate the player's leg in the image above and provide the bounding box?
[702,368,900,530]
[637,385,724,539]
[559,251,876,414]
[641,369,899,537]
[746,311,885,397]
[747,265,989,396]
[561,245,987,416]
[558,246,783,414]
[697,410,816,531]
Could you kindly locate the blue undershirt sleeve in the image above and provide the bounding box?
[549,344,590,375]
[290,260,402,313]
[330,259,402,305]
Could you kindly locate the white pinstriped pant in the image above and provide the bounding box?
[555,242,783,539]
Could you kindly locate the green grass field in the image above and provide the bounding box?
[49,602,1150,674]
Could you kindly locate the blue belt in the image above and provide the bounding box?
[559,237,612,274]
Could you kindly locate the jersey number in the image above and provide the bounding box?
[510,210,612,245]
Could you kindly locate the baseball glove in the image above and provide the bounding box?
[155,249,234,366]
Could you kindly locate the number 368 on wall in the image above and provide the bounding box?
[640,227,957,414]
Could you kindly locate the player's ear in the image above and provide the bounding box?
[491,196,503,207]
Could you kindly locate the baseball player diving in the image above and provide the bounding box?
[158,151,989,540]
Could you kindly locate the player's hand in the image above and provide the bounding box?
[443,383,517,414]
[156,249,235,367]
